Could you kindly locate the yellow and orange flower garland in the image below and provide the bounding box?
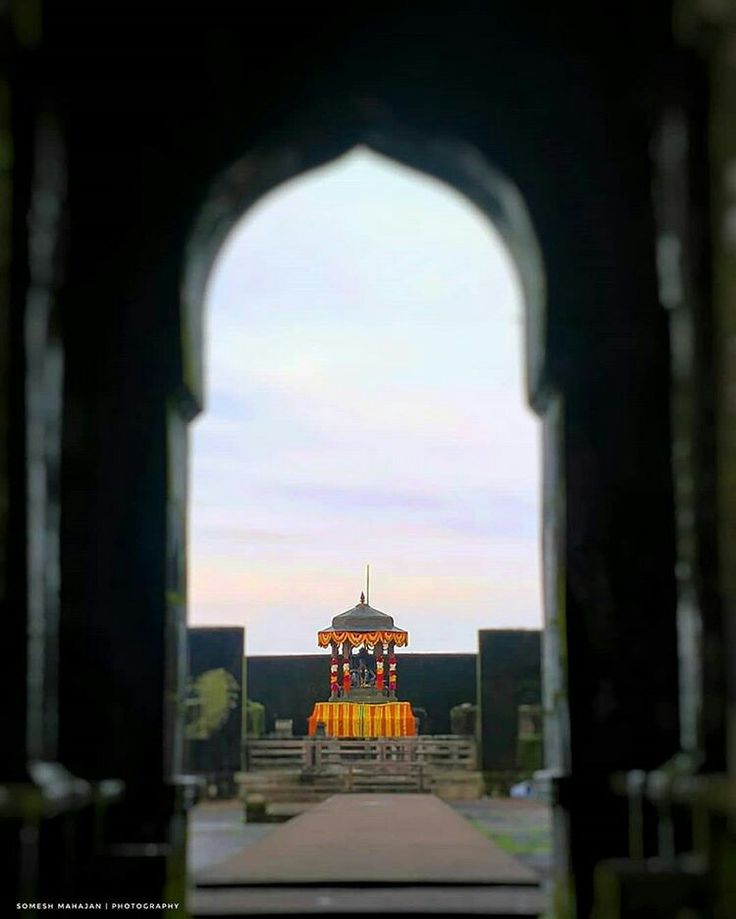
[330,656,339,697]
[317,630,408,650]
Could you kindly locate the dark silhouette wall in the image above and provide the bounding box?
[247,653,476,735]
[186,627,245,777]
[477,629,541,771]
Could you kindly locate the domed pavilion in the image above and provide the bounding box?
[307,592,416,737]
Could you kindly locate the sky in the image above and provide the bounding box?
[188,148,541,655]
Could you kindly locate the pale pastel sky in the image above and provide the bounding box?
[188,148,541,655]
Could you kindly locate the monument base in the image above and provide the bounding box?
[308,701,416,737]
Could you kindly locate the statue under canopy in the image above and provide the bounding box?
[308,591,415,737]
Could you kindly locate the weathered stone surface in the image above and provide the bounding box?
[197,793,539,886]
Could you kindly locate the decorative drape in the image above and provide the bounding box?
[308,701,416,737]
[317,630,408,649]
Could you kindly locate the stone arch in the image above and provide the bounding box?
[182,117,547,419]
[28,9,684,915]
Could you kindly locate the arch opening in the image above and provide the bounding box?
[185,132,544,892]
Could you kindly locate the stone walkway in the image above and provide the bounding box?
[196,794,539,886]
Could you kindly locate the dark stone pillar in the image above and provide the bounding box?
[0,30,36,909]
[538,313,680,916]
[58,203,193,901]
[0,35,92,907]
[709,11,736,781]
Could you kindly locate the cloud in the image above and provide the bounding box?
[269,482,443,512]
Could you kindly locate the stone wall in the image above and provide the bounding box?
[247,652,477,735]
[477,630,542,772]
[186,627,245,778]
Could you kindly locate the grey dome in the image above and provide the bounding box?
[328,594,396,631]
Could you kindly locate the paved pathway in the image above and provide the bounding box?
[196,793,538,887]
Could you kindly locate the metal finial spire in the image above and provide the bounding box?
[360,591,365,604]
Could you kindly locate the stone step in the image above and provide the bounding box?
[236,768,484,801]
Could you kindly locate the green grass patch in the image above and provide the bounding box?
[469,819,551,856]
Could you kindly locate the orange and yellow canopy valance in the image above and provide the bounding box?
[308,701,416,737]
[317,629,408,649]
